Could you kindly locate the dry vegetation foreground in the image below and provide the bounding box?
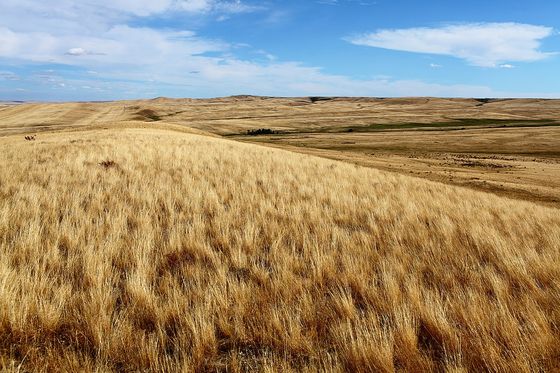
[1,128,560,372]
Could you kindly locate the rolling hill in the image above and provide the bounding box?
[1,125,559,371]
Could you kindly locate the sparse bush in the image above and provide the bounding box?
[309,96,334,103]
[99,160,117,169]
[246,128,278,136]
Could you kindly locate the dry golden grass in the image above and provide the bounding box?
[3,97,560,208]
[1,127,559,372]
[2,97,560,136]
[241,126,560,208]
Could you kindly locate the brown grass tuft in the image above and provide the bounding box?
[99,160,118,169]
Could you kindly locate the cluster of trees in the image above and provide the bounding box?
[246,128,279,136]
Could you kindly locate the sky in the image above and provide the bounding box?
[1,0,559,101]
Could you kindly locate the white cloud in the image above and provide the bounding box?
[0,0,258,30]
[66,47,88,56]
[176,0,213,13]
[429,63,442,68]
[0,3,557,99]
[0,25,225,65]
[348,23,555,67]
[499,64,515,69]
[98,0,174,16]
[213,0,261,13]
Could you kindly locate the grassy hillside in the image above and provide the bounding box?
[3,98,560,208]
[2,97,560,136]
[1,128,559,372]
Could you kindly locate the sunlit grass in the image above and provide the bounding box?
[1,128,559,372]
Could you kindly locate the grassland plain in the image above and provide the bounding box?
[2,97,560,208]
[2,97,560,136]
[1,127,560,372]
[238,125,560,208]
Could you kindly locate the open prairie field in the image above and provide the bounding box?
[1,96,560,208]
[1,126,560,372]
[2,97,560,136]
[240,125,560,208]
[1,98,560,371]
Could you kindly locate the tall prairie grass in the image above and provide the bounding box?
[0,128,559,372]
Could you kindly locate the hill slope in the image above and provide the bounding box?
[2,97,560,136]
[1,128,559,371]
[2,97,560,208]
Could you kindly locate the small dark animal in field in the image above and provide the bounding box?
[99,160,118,169]
[24,135,36,141]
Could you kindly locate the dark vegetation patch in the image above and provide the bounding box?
[309,97,336,103]
[246,128,279,136]
[334,118,559,134]
[134,109,161,122]
[24,135,36,141]
[456,160,511,169]
[474,98,513,106]
[284,118,560,134]
[99,160,118,169]
[444,155,514,169]
[235,118,559,138]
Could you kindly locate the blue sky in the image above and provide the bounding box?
[1,0,559,101]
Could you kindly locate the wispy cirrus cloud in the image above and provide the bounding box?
[348,23,555,67]
[0,71,20,81]
[0,0,260,30]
